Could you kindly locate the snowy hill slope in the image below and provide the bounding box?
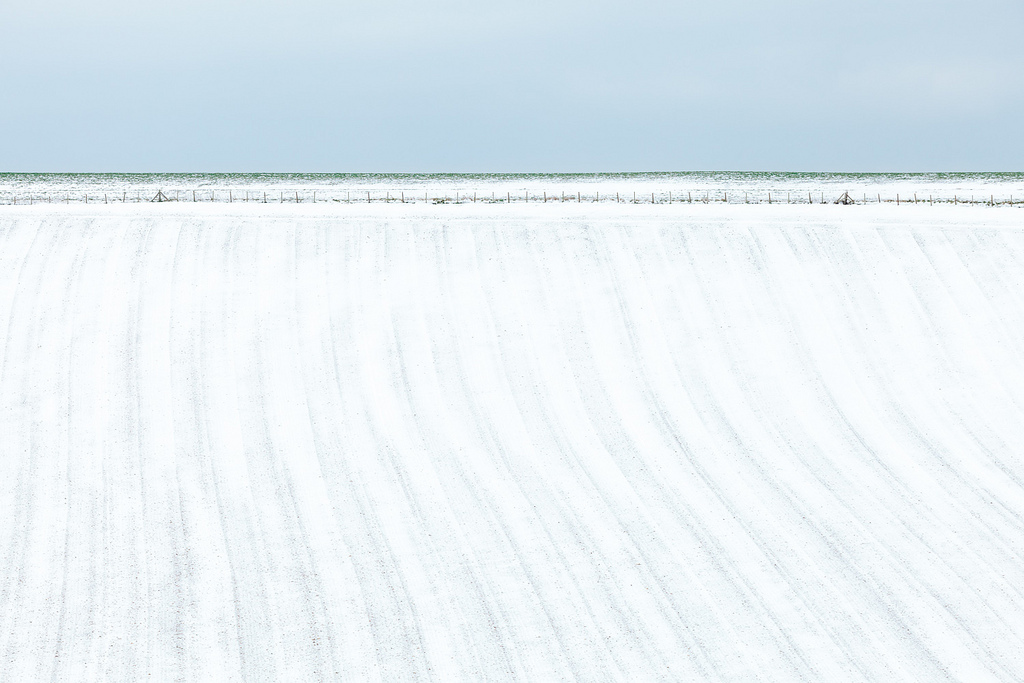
[1,204,1023,681]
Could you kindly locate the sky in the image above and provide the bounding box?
[1,0,1021,172]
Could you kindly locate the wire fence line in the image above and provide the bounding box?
[2,189,1022,207]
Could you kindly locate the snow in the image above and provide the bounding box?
[3,172,1024,206]
[1,202,1023,681]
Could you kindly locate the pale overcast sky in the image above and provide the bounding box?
[1,0,1021,172]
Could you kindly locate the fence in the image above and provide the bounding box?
[1,189,1021,207]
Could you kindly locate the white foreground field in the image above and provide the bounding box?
[1,204,1023,682]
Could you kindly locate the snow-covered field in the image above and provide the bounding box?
[3,172,1024,205]
[2,202,1023,681]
